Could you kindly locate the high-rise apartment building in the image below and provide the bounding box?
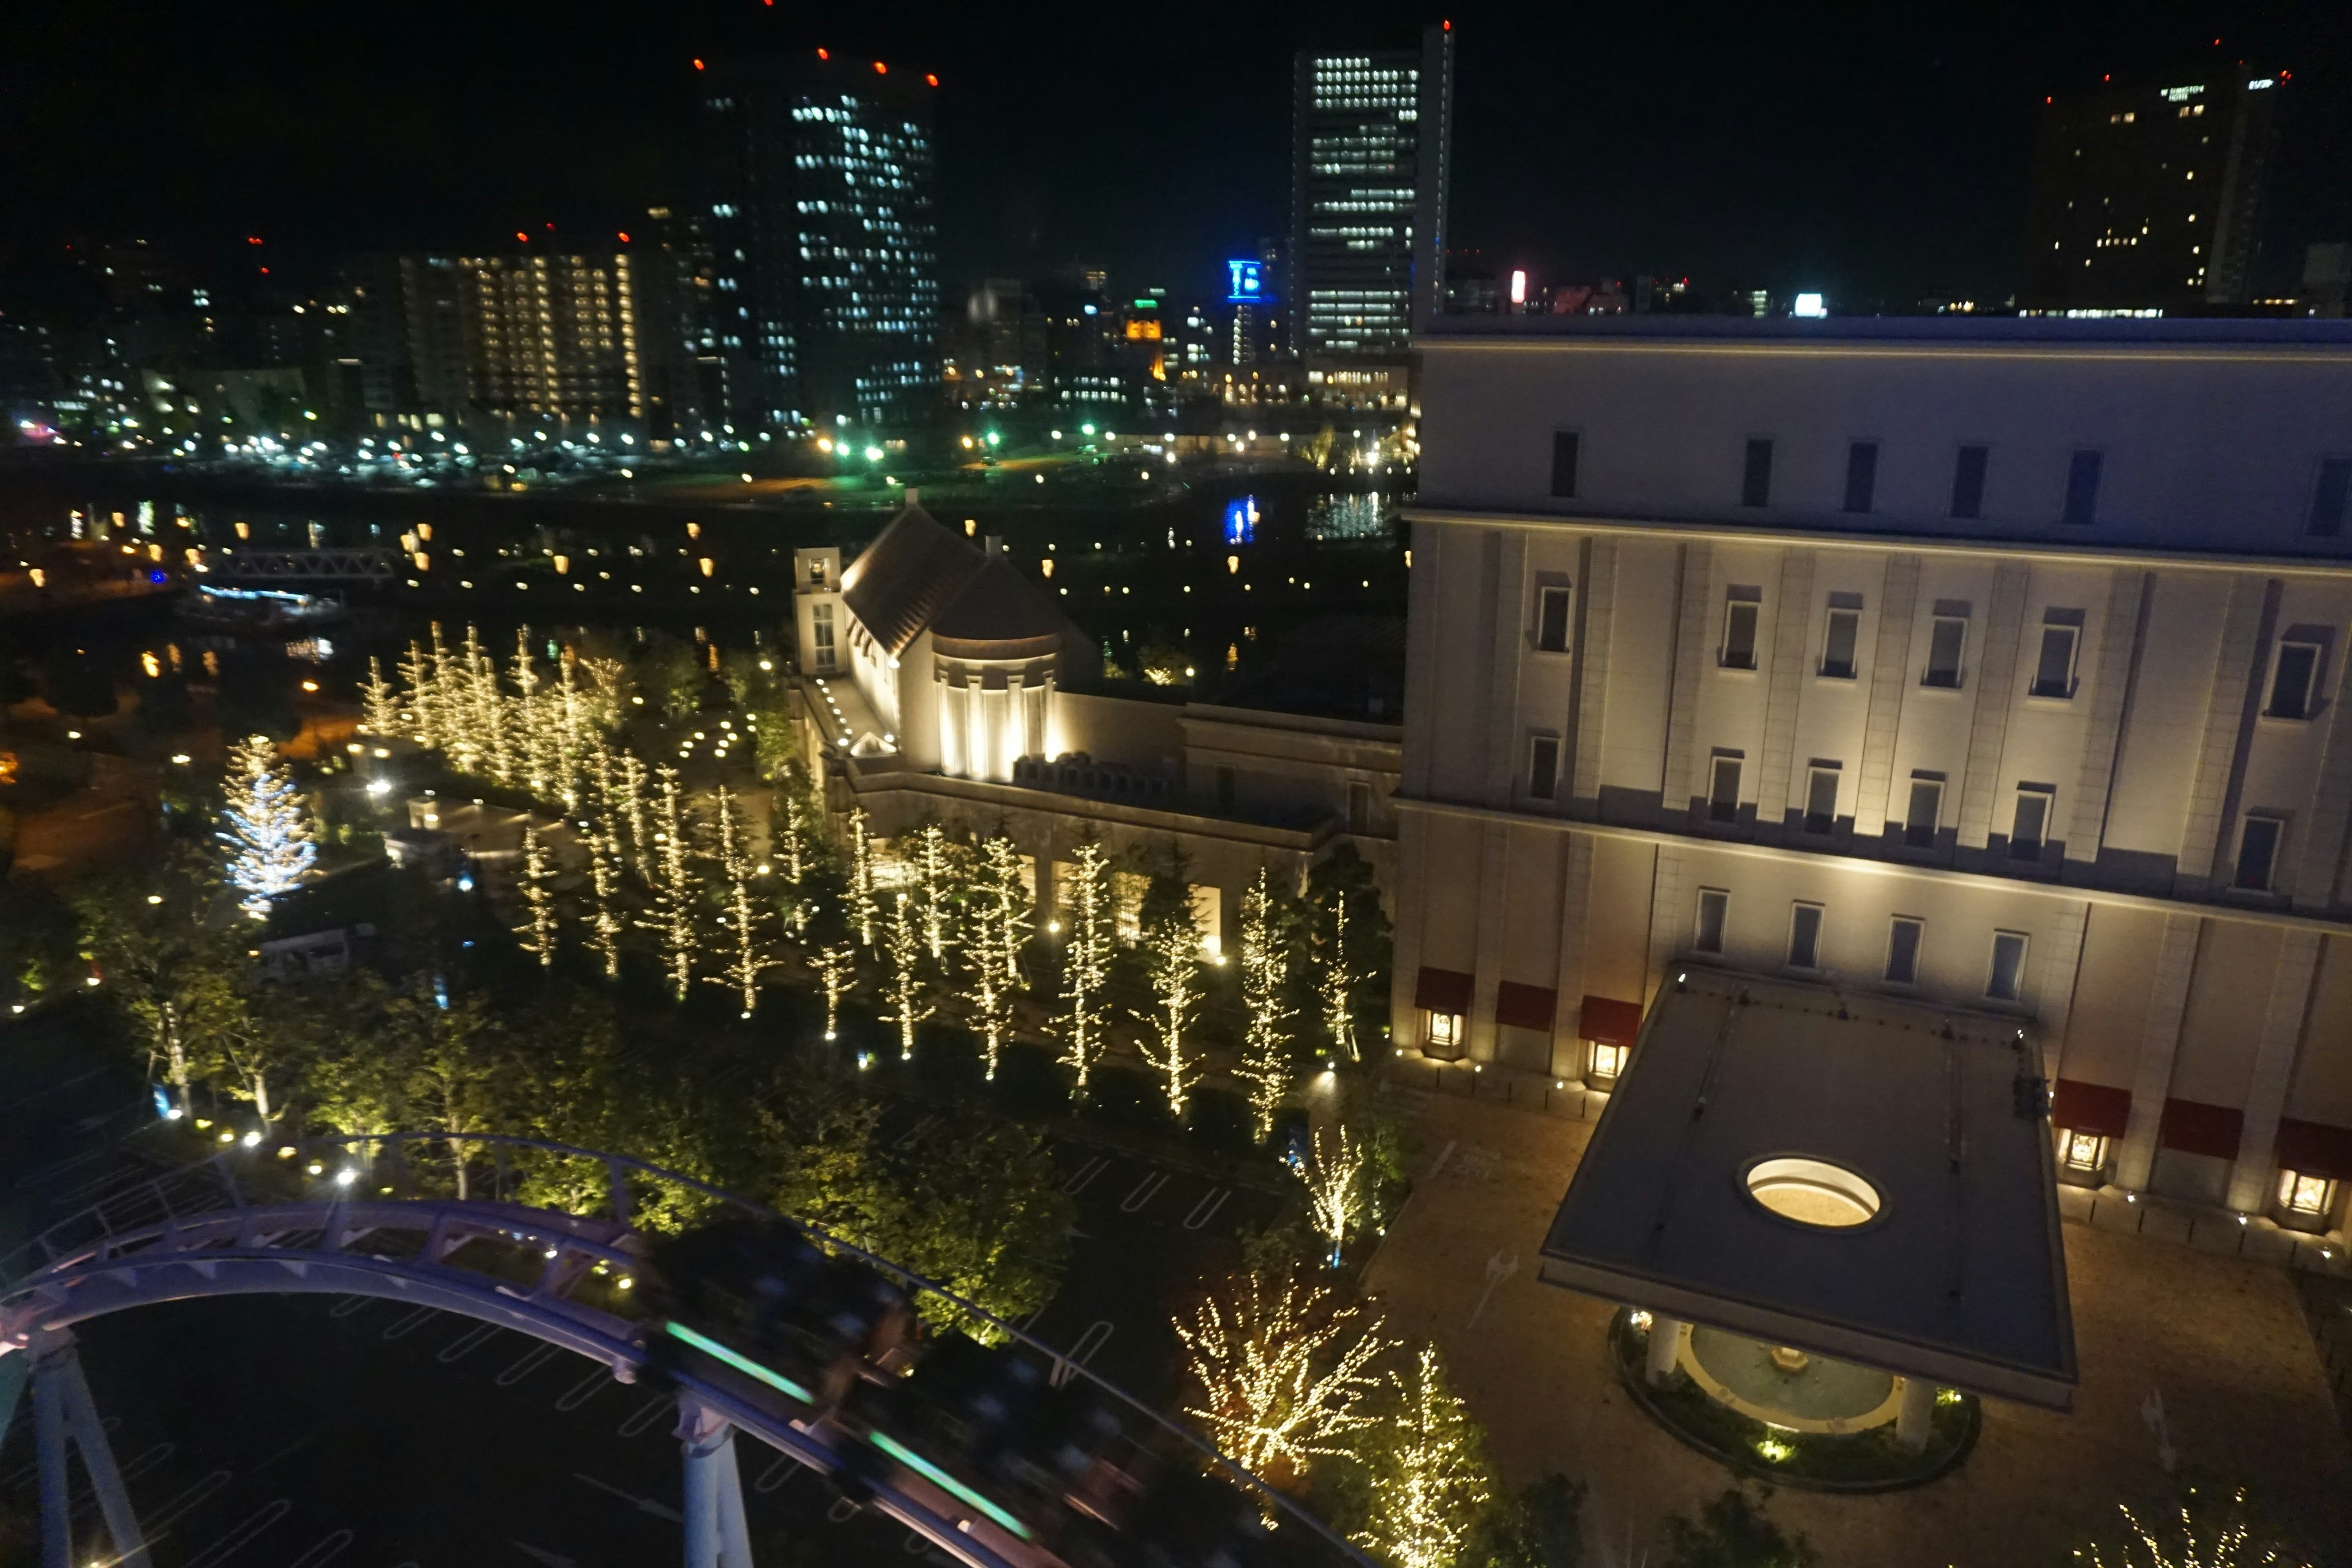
[703,53,941,429]
[2019,72,2285,313]
[1288,24,1454,362]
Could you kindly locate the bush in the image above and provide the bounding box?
[990,1041,1065,1117]
[1185,1086,1254,1152]
[1081,1064,1173,1133]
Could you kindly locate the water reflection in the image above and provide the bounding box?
[1305,491,1392,542]
[1221,495,1259,545]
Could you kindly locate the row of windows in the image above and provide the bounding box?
[1547,431,2352,537]
[1687,886,2031,1000]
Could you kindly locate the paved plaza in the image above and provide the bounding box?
[1359,1088,2351,1567]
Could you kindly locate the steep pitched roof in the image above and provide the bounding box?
[839,501,985,657]
[928,554,1074,648]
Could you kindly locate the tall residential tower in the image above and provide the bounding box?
[1287,23,1454,366]
[703,52,941,430]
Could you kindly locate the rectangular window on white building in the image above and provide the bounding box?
[1694,888,1729,954]
[1722,588,1761,669]
[1924,611,1968,688]
[2269,639,2324,720]
[1950,443,1989,519]
[2311,458,2352,539]
[1535,583,1573,653]
[811,602,837,670]
[2062,449,2102,526]
[1741,438,1774,508]
[1885,916,1924,984]
[1987,930,2029,1001]
[2234,815,2284,892]
[2030,611,2082,698]
[1820,596,1861,679]
[1904,774,1944,848]
[2010,785,2054,861]
[1843,441,1879,514]
[1787,902,1824,971]
[1803,763,1841,835]
[1526,734,1561,801]
[1708,753,1743,823]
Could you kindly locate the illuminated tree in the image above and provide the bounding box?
[643,764,696,1000]
[960,835,1030,1082]
[1296,1125,1368,1266]
[1351,1347,1493,1568]
[511,627,549,797]
[774,764,812,885]
[585,815,625,981]
[709,785,769,1015]
[444,625,488,775]
[2078,1482,2316,1568]
[394,640,431,745]
[1054,840,1114,1096]
[425,621,458,754]
[846,806,880,946]
[219,733,318,919]
[359,655,402,738]
[1134,902,1205,1118]
[1234,869,1296,1140]
[616,750,652,881]
[518,820,556,966]
[881,892,933,1060]
[908,821,961,960]
[552,649,586,811]
[1174,1269,1390,1484]
[815,940,857,1041]
[1319,888,1363,1063]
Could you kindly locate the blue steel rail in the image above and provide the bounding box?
[0,1132,1374,1568]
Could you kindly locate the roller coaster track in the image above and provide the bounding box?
[0,1133,1364,1568]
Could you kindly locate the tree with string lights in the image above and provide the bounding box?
[644,764,696,1000]
[359,656,402,739]
[908,821,961,961]
[1295,1124,1368,1266]
[219,733,317,919]
[1174,1268,1391,1487]
[1349,1346,1494,1568]
[881,891,933,1061]
[616,750,652,881]
[518,821,557,966]
[845,807,880,946]
[1318,888,1363,1063]
[1134,900,1205,1120]
[959,833,1030,1082]
[1234,868,1296,1140]
[774,764,812,886]
[814,940,857,1041]
[709,785,769,1016]
[1053,839,1114,1098]
[394,640,431,746]
[584,815,625,980]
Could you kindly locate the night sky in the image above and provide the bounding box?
[6,0,2348,313]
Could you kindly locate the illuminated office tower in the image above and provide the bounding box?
[2019,71,2285,313]
[704,51,941,429]
[1287,23,1454,360]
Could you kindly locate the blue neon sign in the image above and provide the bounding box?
[1226,258,1268,304]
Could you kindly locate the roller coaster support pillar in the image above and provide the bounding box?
[677,1396,754,1568]
[32,1332,151,1568]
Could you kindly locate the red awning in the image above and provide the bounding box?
[1494,981,1558,1033]
[2276,1118,2352,1181]
[2050,1079,2132,1138]
[1579,995,1643,1047]
[2159,1098,2243,1161]
[1414,966,1474,1014]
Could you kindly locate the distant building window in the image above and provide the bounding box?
[1741,438,1774,508]
[1904,774,1943,848]
[2010,786,2054,861]
[1987,930,2029,1001]
[1843,441,1879,514]
[2278,1168,2334,1217]
[1803,764,1841,835]
[1820,601,1861,680]
[1924,614,1968,688]
[1787,902,1824,971]
[1721,589,1761,669]
[811,602,837,671]
[1527,734,1561,801]
[1950,444,1989,519]
[2062,450,2102,526]
[1885,916,1924,984]
[2235,815,2283,892]
[1708,755,1743,823]
[1215,765,1237,812]
[1550,431,1580,499]
[2030,618,2080,699]
[1694,887,1728,954]
[1535,584,1572,653]
[2269,639,2323,720]
[1348,780,1373,834]
[2311,458,2352,538]
[1427,1010,1462,1050]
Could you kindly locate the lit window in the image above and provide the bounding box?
[2278,1169,2333,1216]
[1589,1041,1627,1080]
[2064,1131,2108,1171]
[1427,1011,1462,1050]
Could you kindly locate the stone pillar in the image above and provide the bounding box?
[1894,1376,1935,1452]
[1645,1316,1685,1385]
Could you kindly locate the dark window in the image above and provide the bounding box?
[1536,585,1572,652]
[2030,624,2078,698]
[1741,438,1774,508]
[1788,903,1823,970]
[1988,932,2028,1001]
[1708,755,1742,823]
[2312,458,2352,539]
[1820,606,1860,679]
[1722,597,1760,669]
[2062,450,2102,526]
[1694,888,1728,954]
[2236,816,2283,891]
[1215,765,1235,812]
[1803,767,1840,834]
[1348,781,1372,834]
[1527,735,1560,800]
[2270,641,2321,720]
[1950,445,1989,518]
[2010,789,2051,860]
[1886,918,1923,984]
[1924,616,1967,687]
[1904,777,1943,848]
[1843,442,1879,514]
[1550,431,1580,499]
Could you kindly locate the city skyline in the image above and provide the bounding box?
[6,0,2350,314]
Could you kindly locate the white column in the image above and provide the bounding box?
[2227,930,2324,1213]
[676,1398,753,1568]
[2116,913,2203,1191]
[1645,1316,1686,1385]
[1895,1376,1935,1452]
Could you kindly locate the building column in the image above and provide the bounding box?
[1657,543,1715,820]
[1569,539,1616,813]
[2062,568,2149,870]
[1389,809,1431,1052]
[1643,845,1688,1006]
[1645,1317,1686,1385]
[2115,913,2204,1191]
[1547,831,1596,1077]
[2227,930,2324,1213]
[1852,554,1922,839]
[1466,821,1512,1060]
[1894,1376,1936,1453]
[1954,562,2031,851]
[1751,550,1816,834]
[677,1398,753,1568]
[2174,576,2275,894]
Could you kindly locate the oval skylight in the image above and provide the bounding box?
[1744,1157,1881,1229]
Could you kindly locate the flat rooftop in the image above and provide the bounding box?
[1538,970,2078,1408]
[1423,314,2352,348]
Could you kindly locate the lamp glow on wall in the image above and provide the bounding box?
[1510,270,1528,307]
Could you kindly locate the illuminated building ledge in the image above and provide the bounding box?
[1538,969,2078,1412]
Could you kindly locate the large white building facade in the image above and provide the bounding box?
[1393,316,2352,1237]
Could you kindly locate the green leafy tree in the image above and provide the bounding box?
[378,979,516,1200]
[639,633,707,720]
[1473,1475,1586,1568]
[72,844,247,1116]
[1659,1488,1816,1568]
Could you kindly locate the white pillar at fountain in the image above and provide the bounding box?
[1894,1376,1936,1451]
[1645,1316,1686,1385]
